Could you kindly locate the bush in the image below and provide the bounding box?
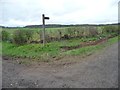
[89,26,98,37]
[13,30,33,45]
[2,30,9,41]
[102,25,118,38]
[67,27,75,37]
[24,30,34,43]
[103,25,118,33]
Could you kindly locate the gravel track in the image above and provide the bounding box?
[2,42,118,88]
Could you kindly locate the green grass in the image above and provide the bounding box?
[58,37,99,47]
[2,36,118,62]
[64,36,118,56]
[2,42,60,60]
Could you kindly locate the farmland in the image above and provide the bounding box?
[1,24,119,63]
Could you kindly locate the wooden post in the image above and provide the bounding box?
[42,14,49,46]
[42,14,45,46]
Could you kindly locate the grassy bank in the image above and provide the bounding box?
[2,36,118,62]
[64,36,118,56]
[2,37,99,58]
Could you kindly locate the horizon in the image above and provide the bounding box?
[1,23,119,28]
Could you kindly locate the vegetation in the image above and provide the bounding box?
[13,30,34,45]
[64,37,118,56]
[1,24,119,62]
[2,30,9,41]
[2,25,118,43]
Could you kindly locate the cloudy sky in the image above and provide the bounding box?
[0,0,119,27]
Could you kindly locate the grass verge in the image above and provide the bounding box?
[2,36,118,63]
[64,36,118,56]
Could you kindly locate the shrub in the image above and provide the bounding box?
[102,25,118,37]
[2,30,9,41]
[24,30,34,43]
[89,26,98,37]
[13,30,33,45]
[103,25,117,33]
[57,29,62,40]
[67,27,74,37]
[45,33,51,42]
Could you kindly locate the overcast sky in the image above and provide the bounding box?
[0,0,119,27]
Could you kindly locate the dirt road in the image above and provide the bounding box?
[2,42,118,88]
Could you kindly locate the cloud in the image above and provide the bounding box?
[0,0,119,26]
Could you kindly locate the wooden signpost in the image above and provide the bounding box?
[42,14,50,46]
